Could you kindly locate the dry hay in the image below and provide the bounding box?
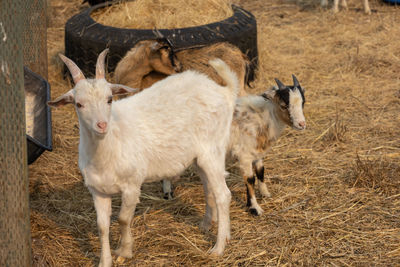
[91,0,233,29]
[30,0,400,266]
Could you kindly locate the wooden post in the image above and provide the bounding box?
[0,0,32,265]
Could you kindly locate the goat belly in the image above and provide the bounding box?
[143,158,194,183]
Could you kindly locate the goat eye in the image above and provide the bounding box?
[107,98,112,104]
[76,102,83,108]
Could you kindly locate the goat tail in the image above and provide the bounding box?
[209,58,240,99]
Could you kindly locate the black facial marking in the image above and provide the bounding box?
[276,87,290,106]
[276,85,306,108]
[168,49,177,68]
[297,86,306,107]
[155,37,177,67]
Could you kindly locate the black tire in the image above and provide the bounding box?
[65,1,258,81]
[82,0,108,6]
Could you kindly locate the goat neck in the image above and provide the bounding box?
[262,98,288,141]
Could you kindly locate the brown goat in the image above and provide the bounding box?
[113,40,182,89]
[114,40,249,96]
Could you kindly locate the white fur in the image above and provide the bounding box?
[288,89,306,130]
[163,84,306,216]
[321,0,371,14]
[50,56,239,267]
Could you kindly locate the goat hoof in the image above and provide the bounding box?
[199,220,213,232]
[259,185,271,198]
[209,246,224,256]
[163,192,174,200]
[249,207,263,216]
[249,208,260,216]
[114,247,133,259]
[261,193,271,199]
[116,256,126,264]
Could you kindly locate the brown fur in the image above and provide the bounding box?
[175,43,249,96]
[244,176,256,207]
[256,126,271,153]
[114,40,181,90]
[114,40,249,96]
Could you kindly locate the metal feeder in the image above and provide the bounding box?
[24,66,52,164]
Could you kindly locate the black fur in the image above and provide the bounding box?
[155,38,178,68]
[247,176,256,185]
[246,176,255,207]
[297,86,306,107]
[255,165,265,182]
[272,76,306,107]
[246,184,252,207]
[276,86,305,107]
[276,88,290,106]
[249,208,259,216]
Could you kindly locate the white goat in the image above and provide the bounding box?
[48,49,239,266]
[321,0,371,14]
[163,76,306,216]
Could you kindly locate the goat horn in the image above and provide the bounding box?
[153,28,174,48]
[292,74,300,88]
[274,78,285,90]
[153,28,164,38]
[59,54,85,84]
[96,48,109,80]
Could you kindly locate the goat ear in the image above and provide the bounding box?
[110,84,138,96]
[292,74,300,88]
[47,89,74,108]
[261,88,276,100]
[157,48,182,73]
[150,41,167,52]
[274,78,286,90]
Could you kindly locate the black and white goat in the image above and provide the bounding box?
[163,76,306,216]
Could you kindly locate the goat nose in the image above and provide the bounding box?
[97,121,107,130]
[299,121,306,128]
